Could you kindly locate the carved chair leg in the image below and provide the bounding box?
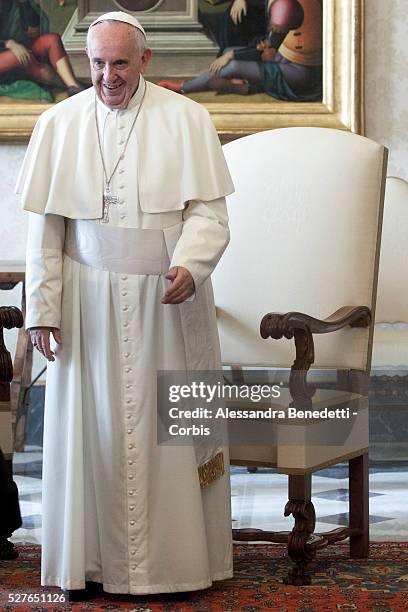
[349,453,369,558]
[284,474,316,585]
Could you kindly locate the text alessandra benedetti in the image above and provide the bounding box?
[168,407,354,420]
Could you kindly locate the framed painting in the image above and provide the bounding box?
[0,0,363,142]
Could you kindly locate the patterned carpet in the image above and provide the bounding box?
[12,449,408,546]
[1,543,408,611]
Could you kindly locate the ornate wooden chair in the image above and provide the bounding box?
[212,127,387,584]
[0,306,24,559]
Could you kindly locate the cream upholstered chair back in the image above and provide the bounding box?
[212,128,387,372]
[372,177,408,368]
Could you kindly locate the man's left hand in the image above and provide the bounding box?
[260,47,277,62]
[162,266,194,304]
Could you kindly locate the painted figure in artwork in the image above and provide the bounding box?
[159,0,323,101]
[0,0,83,98]
[198,0,266,55]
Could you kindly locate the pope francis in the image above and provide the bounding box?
[17,12,234,600]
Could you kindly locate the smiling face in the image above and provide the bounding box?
[87,21,151,110]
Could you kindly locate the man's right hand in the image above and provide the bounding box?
[29,328,62,362]
[209,50,234,75]
[5,39,31,65]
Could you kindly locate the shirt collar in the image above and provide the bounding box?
[96,75,146,116]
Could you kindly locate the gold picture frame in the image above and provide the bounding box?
[213,0,364,140]
[0,0,363,142]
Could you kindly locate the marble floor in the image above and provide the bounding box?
[10,446,408,546]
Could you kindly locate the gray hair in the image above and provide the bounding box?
[87,20,146,55]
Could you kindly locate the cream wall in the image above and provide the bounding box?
[1,145,27,261]
[365,0,408,179]
[0,0,407,369]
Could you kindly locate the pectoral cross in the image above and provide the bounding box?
[102,185,120,223]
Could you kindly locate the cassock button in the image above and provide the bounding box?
[119,168,125,174]
[124,352,130,358]
[128,444,134,450]
[130,536,136,542]
[122,291,128,297]
[125,367,132,373]
[127,429,133,434]
[129,520,135,526]
[119,185,125,189]
[126,384,132,389]
[129,490,135,495]
[126,415,132,420]
[131,564,137,570]
[130,550,136,556]
[120,214,127,220]
[119,139,125,145]
[123,322,129,328]
[121,275,128,281]
[123,336,129,341]
[129,505,135,511]
[128,474,134,480]
[128,459,133,465]
[126,399,132,404]
[122,306,129,312]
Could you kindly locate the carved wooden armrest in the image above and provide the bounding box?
[260,306,371,340]
[0,306,24,384]
[260,306,371,405]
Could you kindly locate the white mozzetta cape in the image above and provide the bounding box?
[16,81,234,218]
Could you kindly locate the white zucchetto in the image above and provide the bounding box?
[89,11,146,38]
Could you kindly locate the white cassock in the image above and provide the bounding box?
[19,77,234,593]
